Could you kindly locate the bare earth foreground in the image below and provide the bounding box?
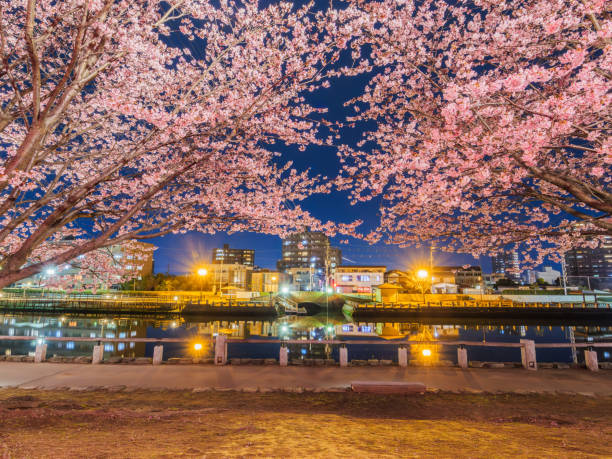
[0,389,611,458]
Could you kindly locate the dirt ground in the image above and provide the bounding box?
[0,389,611,458]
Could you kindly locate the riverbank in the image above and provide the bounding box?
[1,389,611,458]
[2,362,612,395]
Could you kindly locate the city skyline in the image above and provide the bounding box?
[151,231,490,276]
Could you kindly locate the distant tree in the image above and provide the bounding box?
[536,278,550,287]
[495,278,517,288]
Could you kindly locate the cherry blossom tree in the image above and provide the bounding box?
[339,0,611,264]
[0,0,361,287]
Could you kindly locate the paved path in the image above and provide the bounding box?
[1,362,612,394]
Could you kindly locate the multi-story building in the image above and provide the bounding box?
[455,266,483,288]
[211,244,254,267]
[251,270,288,293]
[564,236,612,289]
[277,231,341,291]
[431,266,482,289]
[13,240,155,290]
[491,250,521,282]
[333,266,386,294]
[535,266,561,285]
[483,273,508,287]
[208,263,253,291]
[110,241,155,279]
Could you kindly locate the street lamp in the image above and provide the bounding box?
[417,269,429,304]
[197,268,207,302]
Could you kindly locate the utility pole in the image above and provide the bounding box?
[429,244,435,274]
[561,256,568,295]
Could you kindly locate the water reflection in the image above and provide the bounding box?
[1,312,610,364]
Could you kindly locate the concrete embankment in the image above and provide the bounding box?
[2,362,611,395]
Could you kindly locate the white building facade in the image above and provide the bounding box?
[333,266,386,294]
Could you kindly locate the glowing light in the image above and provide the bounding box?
[171,321,177,328]
[326,287,333,294]
[45,267,56,276]
[173,296,178,301]
[280,286,289,294]
[197,268,207,276]
[281,325,289,333]
[422,349,431,357]
[194,343,203,351]
[417,269,429,279]
[271,276,277,281]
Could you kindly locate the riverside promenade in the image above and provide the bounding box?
[1,362,612,395]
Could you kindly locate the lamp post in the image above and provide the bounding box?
[197,268,207,303]
[417,269,429,304]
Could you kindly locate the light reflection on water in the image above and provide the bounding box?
[1,313,610,364]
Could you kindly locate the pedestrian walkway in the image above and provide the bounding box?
[1,362,611,394]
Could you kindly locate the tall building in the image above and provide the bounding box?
[211,244,254,267]
[277,231,341,291]
[491,250,521,282]
[564,236,612,289]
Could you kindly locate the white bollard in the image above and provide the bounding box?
[34,343,47,363]
[339,347,348,367]
[279,347,289,367]
[584,350,598,372]
[92,344,104,364]
[457,347,468,369]
[398,347,408,368]
[520,339,537,370]
[215,334,227,365]
[153,345,163,365]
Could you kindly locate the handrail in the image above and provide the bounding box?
[0,335,610,348]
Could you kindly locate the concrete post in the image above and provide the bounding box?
[153,345,163,365]
[34,343,47,363]
[457,347,468,369]
[339,347,348,367]
[520,339,537,370]
[215,334,227,365]
[398,347,408,368]
[279,346,289,367]
[584,350,598,372]
[92,344,104,364]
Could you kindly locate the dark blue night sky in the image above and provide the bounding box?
[148,78,485,274]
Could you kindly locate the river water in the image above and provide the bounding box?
[1,312,611,365]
